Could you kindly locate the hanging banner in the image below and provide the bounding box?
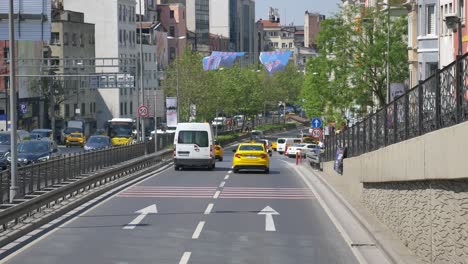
[203,51,245,71]
[259,51,292,75]
[166,97,178,127]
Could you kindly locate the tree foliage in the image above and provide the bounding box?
[301,4,408,123]
[163,49,304,122]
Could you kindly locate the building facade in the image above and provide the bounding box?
[157,3,187,62]
[64,0,138,128]
[417,0,439,81]
[186,0,210,51]
[304,11,325,50]
[49,9,97,134]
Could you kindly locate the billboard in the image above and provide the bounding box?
[259,51,292,75]
[166,97,178,127]
[0,0,51,41]
[203,51,245,71]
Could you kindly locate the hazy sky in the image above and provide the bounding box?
[255,0,341,26]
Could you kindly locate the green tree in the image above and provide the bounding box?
[302,3,408,122]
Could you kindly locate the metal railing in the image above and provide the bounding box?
[0,133,174,204]
[324,53,468,162]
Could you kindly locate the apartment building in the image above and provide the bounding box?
[49,9,97,133]
[64,0,138,127]
[304,11,325,49]
[157,3,187,62]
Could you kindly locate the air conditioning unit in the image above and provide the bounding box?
[444,13,459,30]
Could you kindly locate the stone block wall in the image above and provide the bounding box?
[362,180,468,263]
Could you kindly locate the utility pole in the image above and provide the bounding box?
[8,0,18,202]
[386,4,390,104]
[138,0,146,153]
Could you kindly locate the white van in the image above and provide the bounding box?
[173,123,215,170]
[276,138,302,154]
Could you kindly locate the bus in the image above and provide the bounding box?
[105,118,136,146]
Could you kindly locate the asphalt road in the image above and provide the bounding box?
[1,129,360,264]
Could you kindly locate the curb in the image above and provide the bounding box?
[305,165,421,264]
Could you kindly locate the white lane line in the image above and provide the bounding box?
[192,221,206,239]
[213,191,221,199]
[204,203,214,215]
[219,181,226,188]
[224,175,229,180]
[228,170,232,174]
[179,252,192,264]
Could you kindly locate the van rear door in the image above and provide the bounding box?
[176,130,211,159]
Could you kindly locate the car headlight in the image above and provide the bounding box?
[18,158,28,163]
[38,156,50,162]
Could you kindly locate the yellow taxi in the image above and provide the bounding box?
[232,143,269,173]
[214,140,223,161]
[271,140,277,151]
[66,132,86,147]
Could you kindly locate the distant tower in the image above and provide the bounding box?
[304,11,325,50]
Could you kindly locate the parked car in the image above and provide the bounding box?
[65,132,86,147]
[0,131,28,169]
[84,135,111,151]
[211,117,227,128]
[9,139,59,166]
[30,129,54,141]
[232,143,269,173]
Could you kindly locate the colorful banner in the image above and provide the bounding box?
[166,97,178,127]
[259,51,292,75]
[203,51,245,71]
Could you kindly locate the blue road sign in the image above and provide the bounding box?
[311,118,322,128]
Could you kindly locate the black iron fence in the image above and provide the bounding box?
[0,133,174,204]
[324,53,468,162]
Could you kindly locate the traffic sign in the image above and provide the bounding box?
[311,118,322,128]
[137,105,149,117]
[311,128,323,139]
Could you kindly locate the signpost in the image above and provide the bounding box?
[311,118,322,128]
[311,128,323,139]
[137,105,149,118]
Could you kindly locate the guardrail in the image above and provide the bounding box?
[0,133,174,204]
[324,53,468,162]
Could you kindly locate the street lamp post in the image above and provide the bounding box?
[138,0,146,153]
[386,5,390,104]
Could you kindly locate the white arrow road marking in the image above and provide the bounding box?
[123,204,158,230]
[258,206,280,232]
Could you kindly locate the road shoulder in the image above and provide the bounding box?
[299,163,423,264]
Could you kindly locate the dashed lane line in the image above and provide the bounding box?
[204,203,214,215]
[224,175,230,180]
[179,252,192,264]
[219,181,226,188]
[192,221,205,239]
[213,191,220,199]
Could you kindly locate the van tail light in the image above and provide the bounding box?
[234,154,241,159]
[210,145,213,158]
[260,154,267,159]
[173,145,176,158]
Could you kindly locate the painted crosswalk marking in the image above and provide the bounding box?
[117,186,315,200]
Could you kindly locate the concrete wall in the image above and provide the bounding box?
[322,121,468,263]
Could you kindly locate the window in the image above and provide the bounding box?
[64,32,69,45]
[81,103,86,115]
[169,26,175,37]
[124,102,127,115]
[274,42,278,47]
[170,10,175,18]
[170,47,176,60]
[119,4,122,21]
[74,104,78,115]
[65,104,70,118]
[282,43,286,48]
[177,131,208,147]
[72,33,77,46]
[427,5,436,35]
[120,103,123,116]
[51,32,60,45]
[123,6,127,22]
[130,102,133,115]
[289,42,293,48]
[119,30,122,44]
[89,103,93,114]
[79,34,84,47]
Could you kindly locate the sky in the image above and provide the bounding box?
[255,0,341,26]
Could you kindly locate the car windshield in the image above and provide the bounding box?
[0,134,10,145]
[277,139,286,144]
[18,141,49,153]
[294,144,306,147]
[167,126,177,131]
[88,137,109,144]
[239,145,264,151]
[71,134,82,138]
[31,131,51,138]
[177,131,208,147]
[64,127,82,134]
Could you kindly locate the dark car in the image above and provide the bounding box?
[30,129,54,141]
[84,135,111,151]
[0,131,29,169]
[9,139,59,166]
